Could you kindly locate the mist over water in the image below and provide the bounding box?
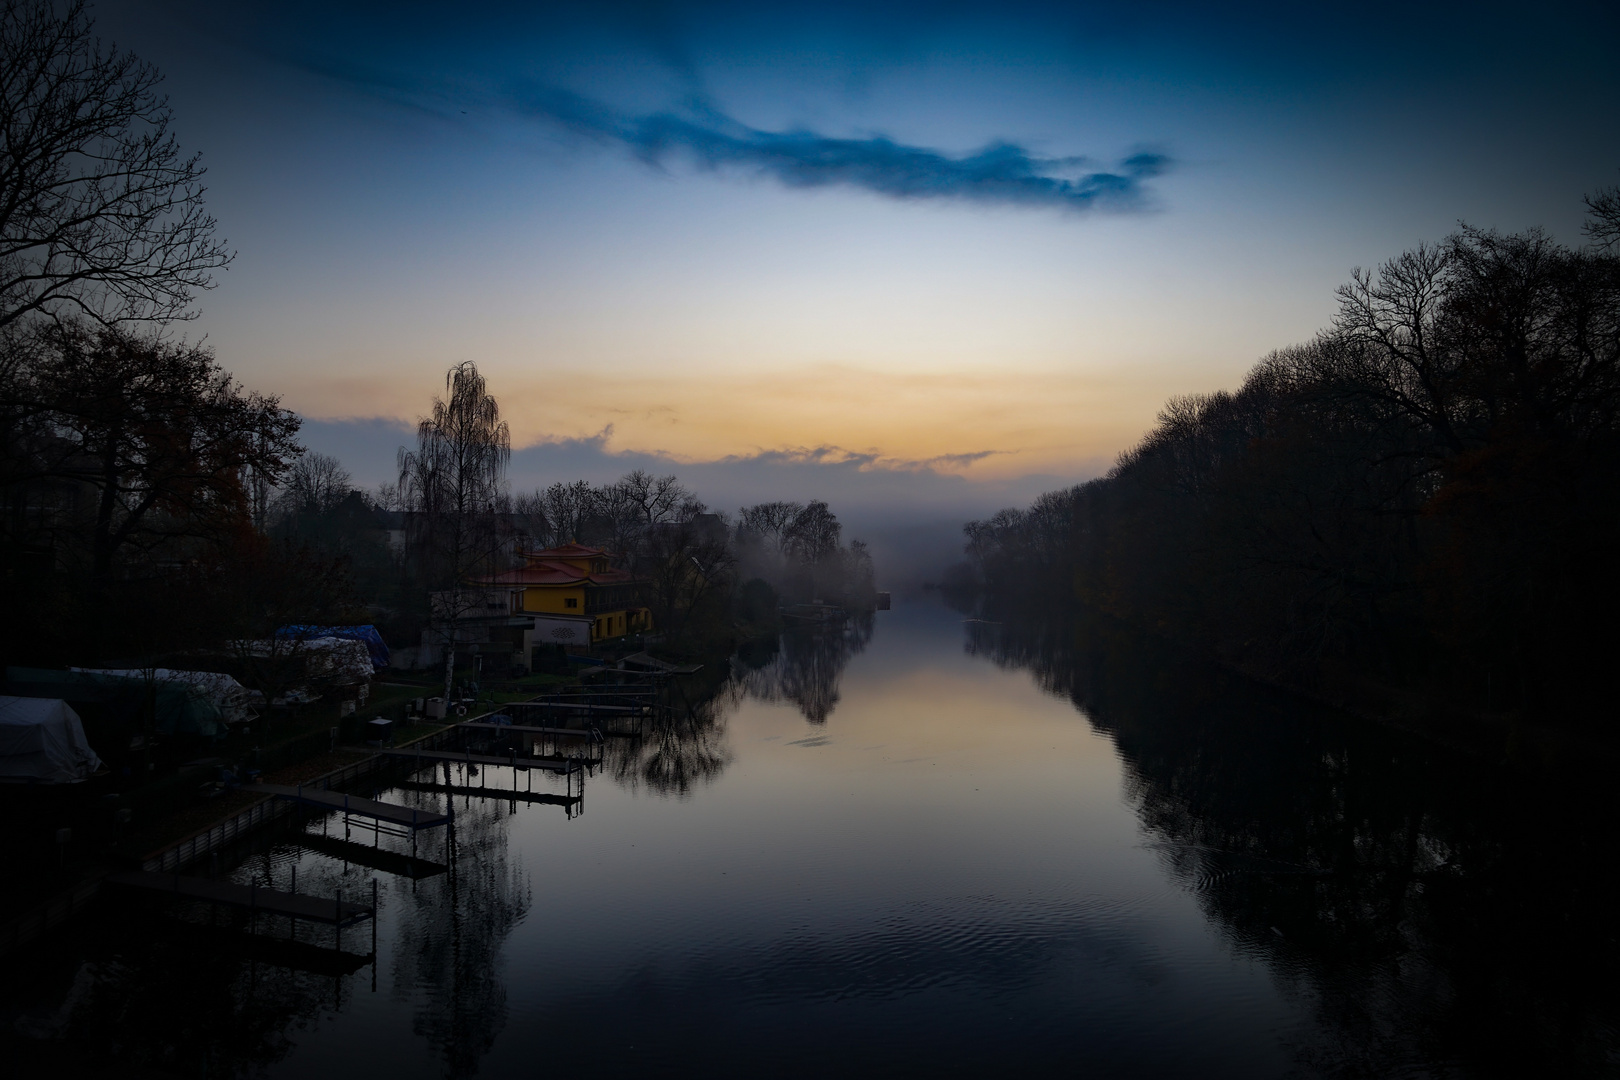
[11,598,1617,1077]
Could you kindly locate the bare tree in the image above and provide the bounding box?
[397,361,510,700]
[509,487,550,549]
[0,0,232,329]
[1584,181,1620,253]
[617,469,700,528]
[272,451,351,521]
[738,501,803,556]
[535,479,596,547]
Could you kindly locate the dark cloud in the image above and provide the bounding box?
[512,83,1170,211]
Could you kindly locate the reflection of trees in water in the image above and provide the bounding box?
[602,614,873,798]
[16,779,530,1079]
[604,683,735,799]
[968,615,1620,1078]
[740,614,872,725]
[393,769,530,1077]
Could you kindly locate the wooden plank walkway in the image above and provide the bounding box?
[379,747,583,774]
[107,872,373,927]
[395,779,582,808]
[252,784,448,830]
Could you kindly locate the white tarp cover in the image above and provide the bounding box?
[0,697,103,783]
[73,669,258,725]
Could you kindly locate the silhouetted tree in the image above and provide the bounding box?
[397,361,510,698]
[0,0,232,330]
[6,322,299,584]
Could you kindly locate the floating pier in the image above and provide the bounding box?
[394,778,583,809]
[379,746,585,774]
[251,783,448,831]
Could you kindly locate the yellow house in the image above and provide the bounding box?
[482,544,652,644]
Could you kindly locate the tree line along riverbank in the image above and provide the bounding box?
[957,194,1620,737]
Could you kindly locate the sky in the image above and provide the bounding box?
[95,0,1620,567]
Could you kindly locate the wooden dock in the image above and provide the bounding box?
[395,778,582,808]
[379,747,584,774]
[251,784,448,831]
[107,871,373,927]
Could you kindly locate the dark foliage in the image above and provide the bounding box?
[965,217,1620,724]
[1,322,303,664]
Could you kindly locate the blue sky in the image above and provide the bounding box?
[95,0,1620,564]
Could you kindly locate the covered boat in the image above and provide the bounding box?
[0,696,103,783]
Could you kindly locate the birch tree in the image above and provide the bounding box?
[398,361,510,700]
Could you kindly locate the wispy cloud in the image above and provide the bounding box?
[511,84,1169,211]
[708,444,1005,474]
[273,48,1168,213]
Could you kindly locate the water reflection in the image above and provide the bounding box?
[966,614,1620,1078]
[2,770,534,1080]
[603,615,873,798]
[394,768,530,1076]
[604,684,735,798]
[736,614,873,724]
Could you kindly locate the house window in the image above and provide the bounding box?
[565,597,578,608]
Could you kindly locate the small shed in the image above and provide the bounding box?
[0,696,103,783]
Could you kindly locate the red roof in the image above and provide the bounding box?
[481,563,586,586]
[477,556,637,587]
[525,543,607,560]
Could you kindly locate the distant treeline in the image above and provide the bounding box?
[962,196,1620,722]
[0,329,877,675]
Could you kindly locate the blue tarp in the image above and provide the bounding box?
[275,625,390,670]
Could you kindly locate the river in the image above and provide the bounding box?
[10,596,1618,1077]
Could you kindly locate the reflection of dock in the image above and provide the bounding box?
[251,784,448,831]
[179,923,373,976]
[379,747,589,774]
[395,778,583,809]
[108,871,373,927]
[298,833,448,879]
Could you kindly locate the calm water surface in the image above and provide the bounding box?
[13,597,1620,1077]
